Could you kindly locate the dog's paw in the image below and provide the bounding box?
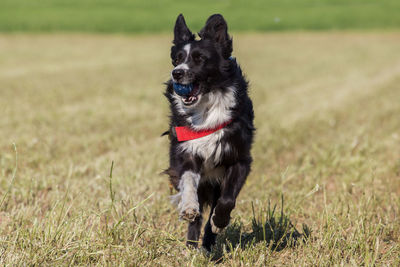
[178,192,200,222]
[180,207,200,222]
[210,214,224,234]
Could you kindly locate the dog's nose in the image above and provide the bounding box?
[172,69,184,80]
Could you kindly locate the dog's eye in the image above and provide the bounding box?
[173,57,182,66]
[192,53,205,63]
[173,53,185,66]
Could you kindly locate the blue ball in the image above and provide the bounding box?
[173,83,193,96]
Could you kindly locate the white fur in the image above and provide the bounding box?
[172,86,236,128]
[175,86,236,165]
[187,86,236,130]
[171,44,191,83]
[183,44,191,58]
[174,63,189,70]
[170,170,200,220]
[179,129,225,165]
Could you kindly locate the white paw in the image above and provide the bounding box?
[171,191,200,222]
[210,214,223,234]
[179,199,200,222]
[180,207,200,222]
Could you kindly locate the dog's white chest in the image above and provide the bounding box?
[179,130,224,164]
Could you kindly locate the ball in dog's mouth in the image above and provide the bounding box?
[173,82,193,96]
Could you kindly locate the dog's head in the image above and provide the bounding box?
[170,14,233,107]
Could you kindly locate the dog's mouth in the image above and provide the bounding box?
[181,84,201,106]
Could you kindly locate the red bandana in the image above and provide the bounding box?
[175,120,232,142]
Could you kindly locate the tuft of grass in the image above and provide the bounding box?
[211,197,310,261]
[0,143,17,210]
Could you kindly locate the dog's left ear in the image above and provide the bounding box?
[199,14,232,59]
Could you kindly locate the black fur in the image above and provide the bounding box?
[164,14,254,251]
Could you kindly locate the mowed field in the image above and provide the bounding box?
[0,32,400,265]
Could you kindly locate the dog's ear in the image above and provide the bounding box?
[173,14,195,45]
[199,14,232,59]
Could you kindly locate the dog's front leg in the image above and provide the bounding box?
[174,170,201,222]
[211,161,250,233]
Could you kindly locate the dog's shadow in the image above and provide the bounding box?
[209,200,311,262]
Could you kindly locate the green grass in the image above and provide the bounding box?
[0,32,400,265]
[1,0,400,33]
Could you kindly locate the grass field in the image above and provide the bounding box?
[1,32,400,265]
[1,0,400,32]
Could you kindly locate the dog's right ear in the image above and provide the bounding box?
[173,14,195,45]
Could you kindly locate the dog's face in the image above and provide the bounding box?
[170,14,233,107]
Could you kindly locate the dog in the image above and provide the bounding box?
[163,14,254,251]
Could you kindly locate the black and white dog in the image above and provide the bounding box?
[163,14,254,251]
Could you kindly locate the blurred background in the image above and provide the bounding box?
[1,1,400,265]
[1,0,400,32]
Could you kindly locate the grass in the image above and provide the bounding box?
[211,199,311,262]
[1,0,400,33]
[0,32,400,265]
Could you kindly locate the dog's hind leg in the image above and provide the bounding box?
[211,161,250,233]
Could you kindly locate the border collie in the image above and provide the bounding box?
[163,14,254,251]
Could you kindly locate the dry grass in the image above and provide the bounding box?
[0,32,399,266]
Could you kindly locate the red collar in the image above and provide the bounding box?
[174,120,232,142]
